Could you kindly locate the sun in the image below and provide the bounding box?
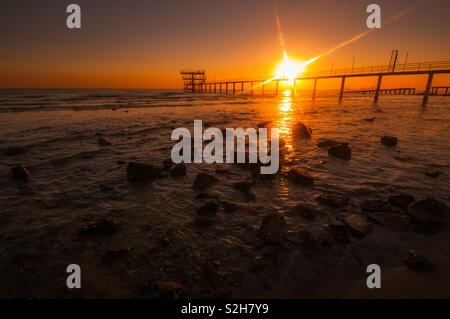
[274,51,307,83]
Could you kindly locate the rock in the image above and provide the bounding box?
[215,168,231,175]
[244,191,256,201]
[362,117,376,122]
[194,216,216,227]
[292,122,312,138]
[360,199,391,212]
[367,211,410,231]
[197,201,220,217]
[298,229,315,249]
[287,169,314,186]
[293,203,318,221]
[169,163,186,177]
[193,173,219,191]
[195,192,215,200]
[388,194,416,210]
[408,197,449,225]
[117,160,127,166]
[97,138,112,146]
[4,147,25,156]
[316,191,349,208]
[344,214,372,238]
[317,139,344,148]
[11,165,30,181]
[328,143,352,161]
[405,250,436,272]
[162,158,174,171]
[326,222,350,244]
[381,136,398,147]
[258,213,287,243]
[220,201,239,212]
[232,181,252,192]
[127,162,163,183]
[77,218,120,238]
[257,121,273,128]
[101,248,130,264]
[425,171,442,178]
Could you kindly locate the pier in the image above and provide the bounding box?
[181,61,450,105]
[346,88,416,95]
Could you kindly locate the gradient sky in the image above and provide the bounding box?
[1,0,449,88]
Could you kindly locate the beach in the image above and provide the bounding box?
[0,89,449,298]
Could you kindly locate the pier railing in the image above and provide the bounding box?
[302,61,450,78]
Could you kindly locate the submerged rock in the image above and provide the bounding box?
[381,136,398,147]
[193,173,219,191]
[292,122,312,138]
[425,171,442,178]
[197,201,220,217]
[162,158,174,171]
[316,191,349,208]
[328,143,352,161]
[360,199,391,212]
[258,213,287,243]
[388,194,416,210]
[408,198,449,225]
[317,139,344,148]
[77,218,120,238]
[97,138,112,146]
[11,165,30,181]
[293,203,318,221]
[287,169,314,186]
[127,162,163,183]
[405,250,436,272]
[344,214,372,238]
[298,229,315,249]
[366,211,410,231]
[169,163,186,177]
[4,147,25,156]
[220,201,239,212]
[257,121,273,128]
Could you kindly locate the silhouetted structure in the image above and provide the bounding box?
[189,61,450,106]
[180,70,206,93]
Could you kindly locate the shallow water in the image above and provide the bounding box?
[0,89,449,298]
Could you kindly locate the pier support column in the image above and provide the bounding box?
[241,82,244,94]
[275,80,279,95]
[250,82,253,95]
[233,82,236,95]
[423,73,434,106]
[226,83,229,94]
[446,88,449,96]
[339,77,346,102]
[312,78,318,101]
[374,75,383,103]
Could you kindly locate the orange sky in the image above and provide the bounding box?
[0,0,449,89]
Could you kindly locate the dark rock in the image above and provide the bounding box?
[381,136,398,147]
[362,117,376,122]
[316,191,349,208]
[127,162,163,183]
[232,181,252,192]
[101,248,130,264]
[220,201,239,212]
[11,165,30,181]
[169,163,186,177]
[405,250,436,272]
[162,158,174,171]
[117,160,127,166]
[77,218,120,238]
[193,173,219,191]
[425,171,442,178]
[195,192,215,200]
[292,122,312,138]
[293,203,318,221]
[317,139,344,148]
[328,143,352,161]
[258,213,287,243]
[215,168,231,175]
[360,199,391,212]
[194,216,216,227]
[287,169,314,186]
[257,121,273,128]
[344,214,372,238]
[197,201,220,217]
[97,138,112,146]
[4,147,25,156]
[388,194,416,210]
[408,197,449,225]
[244,191,256,201]
[326,222,350,244]
[367,211,410,231]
